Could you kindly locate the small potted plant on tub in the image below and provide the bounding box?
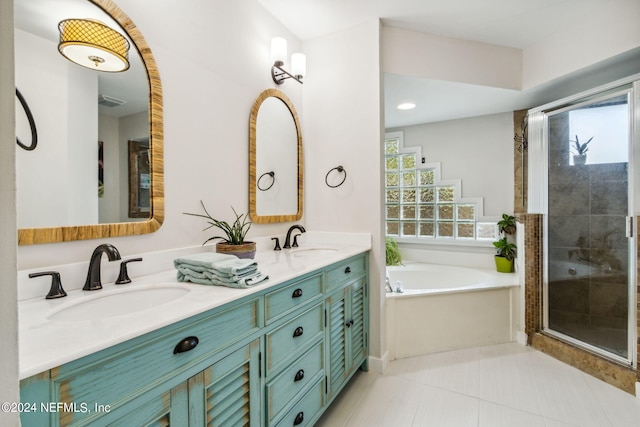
[184,201,256,259]
[493,214,517,273]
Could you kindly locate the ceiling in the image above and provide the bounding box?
[258,0,640,127]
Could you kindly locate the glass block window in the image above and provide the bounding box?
[385,135,496,241]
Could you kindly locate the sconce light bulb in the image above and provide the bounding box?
[291,53,306,78]
[271,37,287,65]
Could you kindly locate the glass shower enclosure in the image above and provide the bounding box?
[544,87,634,364]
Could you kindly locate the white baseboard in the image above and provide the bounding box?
[516,331,528,346]
[368,351,389,374]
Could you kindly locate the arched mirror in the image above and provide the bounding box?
[15,0,163,244]
[249,89,303,223]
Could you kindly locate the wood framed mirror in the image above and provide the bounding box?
[249,89,303,224]
[16,0,163,244]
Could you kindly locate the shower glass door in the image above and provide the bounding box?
[545,88,633,363]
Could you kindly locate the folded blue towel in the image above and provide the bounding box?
[176,265,260,283]
[174,252,268,288]
[177,266,269,288]
[174,252,257,276]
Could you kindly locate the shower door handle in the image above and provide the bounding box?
[626,216,633,238]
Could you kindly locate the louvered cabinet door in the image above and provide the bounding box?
[326,277,368,400]
[348,278,367,370]
[326,287,348,399]
[187,339,261,427]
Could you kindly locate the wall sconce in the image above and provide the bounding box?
[58,19,130,72]
[271,37,305,85]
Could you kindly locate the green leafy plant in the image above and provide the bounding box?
[184,201,252,245]
[493,237,517,261]
[497,213,516,236]
[571,135,593,156]
[385,237,402,266]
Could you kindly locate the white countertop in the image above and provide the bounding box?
[19,233,371,379]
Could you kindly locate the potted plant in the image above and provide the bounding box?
[493,214,517,273]
[497,213,516,235]
[385,237,402,266]
[571,134,593,165]
[184,201,256,259]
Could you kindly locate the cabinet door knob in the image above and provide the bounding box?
[345,319,354,328]
[292,288,303,298]
[344,266,351,274]
[294,411,304,425]
[173,336,199,354]
[293,326,304,337]
[294,369,305,382]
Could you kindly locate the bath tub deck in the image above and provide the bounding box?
[386,262,519,360]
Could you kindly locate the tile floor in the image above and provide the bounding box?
[316,343,640,426]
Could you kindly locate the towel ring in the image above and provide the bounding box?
[16,88,38,151]
[325,166,347,188]
[257,171,275,191]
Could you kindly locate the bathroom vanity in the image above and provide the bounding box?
[18,237,369,427]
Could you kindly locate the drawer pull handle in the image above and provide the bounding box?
[294,411,304,425]
[294,369,305,382]
[292,288,303,298]
[173,336,199,354]
[344,266,351,274]
[293,326,304,337]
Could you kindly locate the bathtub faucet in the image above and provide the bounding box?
[385,273,393,293]
[394,281,404,293]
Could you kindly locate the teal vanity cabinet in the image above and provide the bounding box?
[20,252,369,427]
[325,255,368,400]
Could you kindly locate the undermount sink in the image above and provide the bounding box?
[290,247,339,256]
[47,285,191,321]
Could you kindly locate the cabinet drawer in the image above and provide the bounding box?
[266,303,323,375]
[266,341,324,422]
[265,273,323,324]
[52,297,260,426]
[273,378,324,427]
[326,254,366,290]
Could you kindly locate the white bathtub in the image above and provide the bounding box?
[386,262,520,360]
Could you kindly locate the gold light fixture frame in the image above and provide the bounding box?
[58,18,130,72]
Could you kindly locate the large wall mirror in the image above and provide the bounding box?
[249,89,303,223]
[15,0,163,244]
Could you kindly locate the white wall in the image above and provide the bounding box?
[523,0,640,90]
[303,20,386,364]
[382,26,522,90]
[98,114,121,223]
[388,112,514,218]
[15,29,98,228]
[15,29,69,228]
[1,1,19,425]
[67,65,99,225]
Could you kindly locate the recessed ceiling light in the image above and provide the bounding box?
[397,102,416,110]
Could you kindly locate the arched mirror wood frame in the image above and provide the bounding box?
[249,89,303,224]
[17,0,164,245]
